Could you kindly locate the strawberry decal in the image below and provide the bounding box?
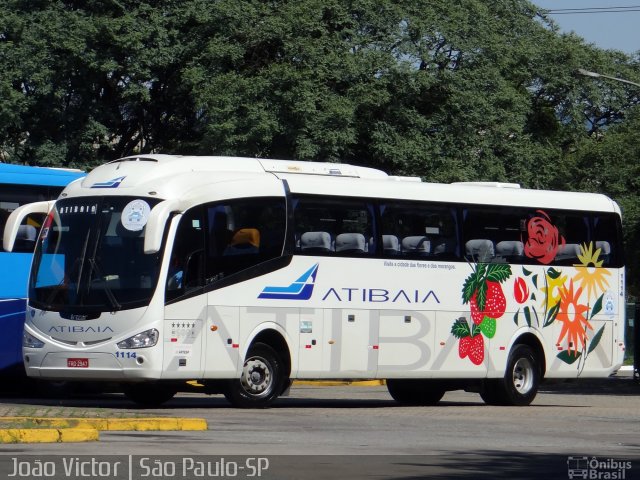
[469,280,507,324]
[452,263,512,365]
[452,319,485,365]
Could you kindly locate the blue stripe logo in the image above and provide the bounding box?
[258,264,319,300]
[91,176,126,188]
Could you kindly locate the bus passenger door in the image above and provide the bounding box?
[163,210,207,379]
[163,299,207,379]
[203,304,240,378]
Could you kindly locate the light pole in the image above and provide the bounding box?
[577,68,640,88]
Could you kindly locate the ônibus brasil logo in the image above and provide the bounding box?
[258,264,319,300]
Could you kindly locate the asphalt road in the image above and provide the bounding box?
[0,376,638,479]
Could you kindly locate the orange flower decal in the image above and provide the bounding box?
[556,280,592,356]
[524,210,565,265]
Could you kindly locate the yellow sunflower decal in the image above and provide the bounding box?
[541,271,567,312]
[556,280,592,356]
[573,242,610,301]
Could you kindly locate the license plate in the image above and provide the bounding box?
[67,358,89,368]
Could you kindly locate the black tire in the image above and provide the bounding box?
[123,382,177,407]
[34,380,75,398]
[386,379,445,406]
[480,344,540,406]
[224,342,286,408]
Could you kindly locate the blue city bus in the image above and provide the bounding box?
[0,163,84,380]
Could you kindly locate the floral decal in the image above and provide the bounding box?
[452,263,511,365]
[452,209,611,368]
[573,242,611,300]
[556,280,592,357]
[523,210,565,265]
[513,277,529,304]
[515,211,611,366]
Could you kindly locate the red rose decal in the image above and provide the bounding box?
[523,210,565,265]
[514,277,529,304]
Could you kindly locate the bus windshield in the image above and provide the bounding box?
[29,196,163,313]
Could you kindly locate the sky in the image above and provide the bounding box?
[532,1,639,54]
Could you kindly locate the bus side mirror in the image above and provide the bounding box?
[3,201,54,252]
[144,199,182,254]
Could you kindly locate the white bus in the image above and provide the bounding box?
[3,155,625,407]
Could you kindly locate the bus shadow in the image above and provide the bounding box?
[0,391,587,411]
[540,378,639,396]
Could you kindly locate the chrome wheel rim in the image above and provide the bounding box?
[240,356,273,397]
[512,357,534,394]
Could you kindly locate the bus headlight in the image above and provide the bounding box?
[23,331,45,349]
[116,328,159,349]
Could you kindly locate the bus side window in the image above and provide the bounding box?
[463,206,525,264]
[293,196,375,257]
[592,214,621,267]
[551,213,590,265]
[382,201,459,260]
[204,198,286,282]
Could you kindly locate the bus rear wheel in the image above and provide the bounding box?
[224,342,285,408]
[386,379,445,405]
[480,344,540,406]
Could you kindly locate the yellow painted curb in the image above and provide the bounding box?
[59,428,100,442]
[0,417,208,432]
[0,428,98,443]
[92,418,208,431]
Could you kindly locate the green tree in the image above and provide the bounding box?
[0,0,200,167]
[569,106,640,295]
[2,0,640,290]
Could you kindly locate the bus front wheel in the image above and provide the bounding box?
[480,344,540,406]
[224,342,285,408]
[123,382,178,407]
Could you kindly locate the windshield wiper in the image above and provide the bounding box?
[87,258,122,311]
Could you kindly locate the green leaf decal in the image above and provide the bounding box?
[531,306,540,327]
[531,293,536,301]
[451,318,471,338]
[462,264,486,304]
[590,294,604,319]
[476,281,488,311]
[544,302,560,327]
[513,309,520,326]
[557,350,582,364]
[532,274,538,289]
[486,264,512,283]
[472,323,482,337]
[524,306,532,327]
[547,267,561,280]
[480,317,496,338]
[462,274,477,304]
[587,325,606,355]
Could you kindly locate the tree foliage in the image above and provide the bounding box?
[1,0,640,290]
